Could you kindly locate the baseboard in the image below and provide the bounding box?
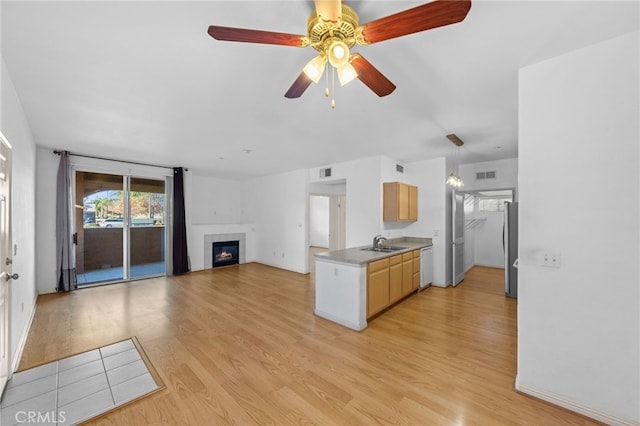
[314,309,367,331]
[255,261,307,275]
[515,378,638,426]
[11,294,38,373]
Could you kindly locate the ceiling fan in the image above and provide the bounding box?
[208,0,471,105]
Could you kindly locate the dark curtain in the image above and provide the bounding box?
[56,151,77,291]
[172,167,189,275]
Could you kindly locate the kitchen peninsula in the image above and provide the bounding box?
[314,237,433,331]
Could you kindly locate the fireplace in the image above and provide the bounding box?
[212,240,240,268]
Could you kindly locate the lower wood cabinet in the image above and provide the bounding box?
[389,255,403,303]
[367,249,422,318]
[367,258,390,317]
[412,250,421,290]
[402,252,413,296]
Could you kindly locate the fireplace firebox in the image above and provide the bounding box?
[212,240,240,268]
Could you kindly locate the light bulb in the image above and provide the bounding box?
[327,40,350,68]
[337,62,357,86]
[303,55,326,83]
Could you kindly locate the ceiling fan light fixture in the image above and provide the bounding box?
[337,62,357,86]
[327,40,350,68]
[302,54,327,83]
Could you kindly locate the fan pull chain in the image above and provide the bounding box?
[331,66,336,109]
[324,62,329,98]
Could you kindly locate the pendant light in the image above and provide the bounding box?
[446,134,464,188]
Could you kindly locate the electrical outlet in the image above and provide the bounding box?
[541,252,561,268]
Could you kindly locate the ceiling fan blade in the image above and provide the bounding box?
[358,0,472,45]
[350,54,396,97]
[314,0,342,22]
[208,26,306,47]
[284,72,313,98]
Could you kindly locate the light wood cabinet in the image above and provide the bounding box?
[383,182,418,222]
[367,250,421,318]
[367,258,390,317]
[402,252,413,296]
[408,185,418,221]
[412,250,421,290]
[389,255,403,303]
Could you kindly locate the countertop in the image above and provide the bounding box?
[314,237,433,266]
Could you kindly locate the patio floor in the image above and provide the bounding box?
[77,262,165,286]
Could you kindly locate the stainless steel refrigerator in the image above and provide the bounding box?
[504,201,518,298]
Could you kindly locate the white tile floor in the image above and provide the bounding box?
[0,339,160,426]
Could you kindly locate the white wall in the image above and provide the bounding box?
[405,157,449,286]
[458,158,518,194]
[518,31,639,424]
[309,156,383,248]
[473,209,505,269]
[1,57,38,370]
[34,148,58,294]
[243,168,308,274]
[309,195,329,248]
[190,173,243,225]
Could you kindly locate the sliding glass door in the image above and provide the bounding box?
[129,177,166,279]
[75,171,166,286]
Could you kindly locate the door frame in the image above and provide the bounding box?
[451,187,517,287]
[452,189,465,286]
[72,167,170,285]
[0,131,13,396]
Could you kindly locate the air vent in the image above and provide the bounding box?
[320,168,332,178]
[396,164,404,173]
[476,171,497,180]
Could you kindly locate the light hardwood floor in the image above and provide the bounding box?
[18,264,600,425]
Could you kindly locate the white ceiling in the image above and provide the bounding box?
[2,1,638,178]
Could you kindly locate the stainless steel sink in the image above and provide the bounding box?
[361,246,405,253]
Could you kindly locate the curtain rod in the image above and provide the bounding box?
[53,150,188,171]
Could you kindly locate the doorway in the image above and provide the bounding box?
[74,171,167,286]
[451,188,516,286]
[308,180,347,274]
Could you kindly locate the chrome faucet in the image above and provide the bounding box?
[373,234,387,248]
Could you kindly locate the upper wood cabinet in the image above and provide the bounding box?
[383,182,418,222]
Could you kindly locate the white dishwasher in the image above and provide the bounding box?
[420,246,433,289]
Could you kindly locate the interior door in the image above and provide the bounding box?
[329,195,346,251]
[0,133,13,395]
[452,190,465,286]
